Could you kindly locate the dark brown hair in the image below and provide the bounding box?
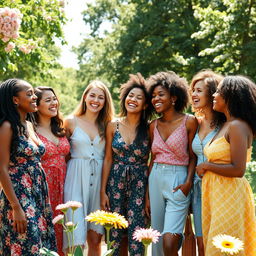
[120,73,151,143]
[34,86,65,137]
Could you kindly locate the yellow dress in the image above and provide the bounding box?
[202,136,256,256]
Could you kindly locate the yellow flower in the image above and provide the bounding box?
[86,210,128,229]
[212,234,244,255]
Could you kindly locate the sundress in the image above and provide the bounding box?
[202,137,256,255]
[38,134,70,256]
[106,121,150,256]
[0,135,57,255]
[63,125,104,249]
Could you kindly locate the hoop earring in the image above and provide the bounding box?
[14,103,19,107]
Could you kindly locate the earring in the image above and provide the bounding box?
[172,101,175,106]
[14,103,19,107]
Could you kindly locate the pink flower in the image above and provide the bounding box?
[56,203,69,212]
[118,182,124,189]
[66,201,82,211]
[52,214,64,225]
[137,180,143,188]
[31,245,39,254]
[133,228,161,244]
[38,216,47,232]
[11,243,22,256]
[136,198,142,206]
[114,193,120,199]
[65,221,75,227]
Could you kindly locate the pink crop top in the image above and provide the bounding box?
[152,115,189,166]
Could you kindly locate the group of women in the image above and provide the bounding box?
[0,70,255,256]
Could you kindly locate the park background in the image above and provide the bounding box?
[0,0,255,199]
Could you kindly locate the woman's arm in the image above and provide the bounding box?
[145,121,156,217]
[174,115,198,196]
[63,116,75,140]
[0,121,27,233]
[100,121,115,211]
[197,120,251,178]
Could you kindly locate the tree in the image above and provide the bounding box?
[0,0,66,81]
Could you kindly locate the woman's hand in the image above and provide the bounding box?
[173,181,192,197]
[100,192,110,211]
[145,191,150,218]
[196,162,208,178]
[12,205,27,233]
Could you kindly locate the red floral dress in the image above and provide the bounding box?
[38,134,70,256]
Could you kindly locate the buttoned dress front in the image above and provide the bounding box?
[63,126,104,249]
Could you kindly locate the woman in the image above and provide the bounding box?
[146,71,198,256]
[190,70,225,256]
[197,75,256,255]
[63,80,114,255]
[100,73,151,256]
[33,86,70,256]
[0,79,56,255]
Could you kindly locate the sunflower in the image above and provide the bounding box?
[212,234,244,255]
[86,210,128,229]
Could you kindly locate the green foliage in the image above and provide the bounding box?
[0,0,66,80]
[245,161,256,200]
[30,67,81,116]
[76,0,256,86]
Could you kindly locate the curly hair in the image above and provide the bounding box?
[190,69,226,128]
[120,73,151,143]
[73,80,115,138]
[0,78,33,161]
[220,75,256,135]
[33,86,65,137]
[146,71,189,114]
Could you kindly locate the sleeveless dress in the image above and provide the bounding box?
[202,136,256,255]
[63,126,104,249]
[37,134,70,256]
[107,121,150,256]
[0,135,56,255]
[191,128,218,237]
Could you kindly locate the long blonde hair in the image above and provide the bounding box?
[73,80,115,137]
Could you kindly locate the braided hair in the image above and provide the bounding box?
[0,79,32,161]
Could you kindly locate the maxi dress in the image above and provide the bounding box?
[0,135,56,255]
[37,134,70,256]
[202,136,256,255]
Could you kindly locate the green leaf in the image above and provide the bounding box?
[74,246,83,256]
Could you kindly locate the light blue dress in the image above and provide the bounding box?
[63,126,104,249]
[191,128,218,237]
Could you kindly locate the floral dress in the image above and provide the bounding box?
[0,136,57,256]
[107,121,150,256]
[38,134,70,256]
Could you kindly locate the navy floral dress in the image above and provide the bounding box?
[107,121,150,256]
[0,136,57,255]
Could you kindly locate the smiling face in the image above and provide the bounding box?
[84,87,106,113]
[151,85,175,113]
[124,87,146,114]
[191,80,211,110]
[37,90,59,118]
[13,82,37,114]
[212,82,227,113]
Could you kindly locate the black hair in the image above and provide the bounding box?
[147,71,189,114]
[33,86,65,137]
[0,78,33,161]
[220,75,256,135]
[120,73,151,143]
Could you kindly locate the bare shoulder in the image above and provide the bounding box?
[64,115,75,129]
[186,114,198,128]
[107,120,117,131]
[229,119,252,135]
[0,121,12,134]
[149,119,157,131]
